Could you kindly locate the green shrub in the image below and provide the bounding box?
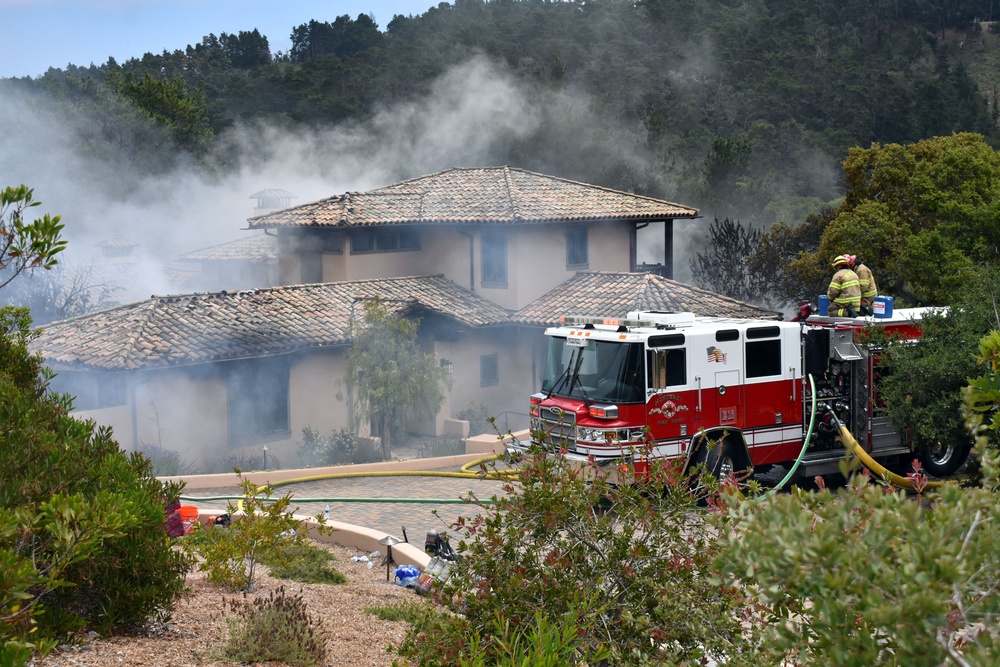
[187,472,331,591]
[396,439,756,666]
[0,307,190,646]
[415,435,465,458]
[366,600,434,624]
[299,426,382,466]
[457,402,494,437]
[216,586,326,667]
[205,450,282,474]
[261,541,346,585]
[137,443,192,477]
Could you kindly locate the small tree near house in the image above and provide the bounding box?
[344,298,450,459]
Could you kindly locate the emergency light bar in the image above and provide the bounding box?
[559,315,661,328]
[558,312,696,329]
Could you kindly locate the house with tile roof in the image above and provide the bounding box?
[248,166,699,311]
[33,276,516,470]
[176,233,279,292]
[31,167,783,471]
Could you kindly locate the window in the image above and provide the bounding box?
[352,232,374,253]
[481,230,507,287]
[480,353,499,387]
[351,229,420,254]
[648,348,687,388]
[51,372,126,411]
[227,357,290,445]
[566,227,588,268]
[746,340,781,378]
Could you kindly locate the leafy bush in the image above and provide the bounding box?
[415,435,466,458]
[0,307,190,650]
[396,439,755,666]
[714,468,1000,665]
[299,426,382,466]
[200,450,283,475]
[216,586,326,667]
[457,402,494,437]
[137,442,192,477]
[187,472,330,591]
[260,541,346,585]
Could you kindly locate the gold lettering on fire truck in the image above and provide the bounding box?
[649,393,689,419]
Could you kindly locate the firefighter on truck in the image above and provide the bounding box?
[515,309,968,486]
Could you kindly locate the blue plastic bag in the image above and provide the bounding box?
[394,564,421,588]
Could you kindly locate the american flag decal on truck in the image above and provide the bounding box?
[707,346,728,363]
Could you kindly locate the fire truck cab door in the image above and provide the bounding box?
[714,369,742,427]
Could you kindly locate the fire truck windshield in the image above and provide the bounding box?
[541,337,644,403]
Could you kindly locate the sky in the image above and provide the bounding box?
[0,0,437,78]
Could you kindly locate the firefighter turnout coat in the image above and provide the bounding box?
[827,267,862,316]
[855,262,878,308]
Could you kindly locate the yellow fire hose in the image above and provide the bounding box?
[833,414,942,491]
[180,454,520,510]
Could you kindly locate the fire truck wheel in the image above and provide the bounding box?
[920,442,971,478]
[697,441,738,480]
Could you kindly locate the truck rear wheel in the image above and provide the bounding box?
[920,442,971,477]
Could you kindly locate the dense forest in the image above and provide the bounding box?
[3,0,1000,306]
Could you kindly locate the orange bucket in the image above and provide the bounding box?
[177,505,199,534]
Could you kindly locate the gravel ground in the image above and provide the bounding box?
[34,542,432,667]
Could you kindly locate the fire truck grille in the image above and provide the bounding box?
[534,408,577,450]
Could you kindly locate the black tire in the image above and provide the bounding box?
[695,440,738,481]
[920,442,971,477]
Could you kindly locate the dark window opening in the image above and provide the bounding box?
[51,372,126,411]
[566,227,588,268]
[716,329,740,342]
[351,229,420,254]
[746,326,780,340]
[746,339,781,378]
[481,353,499,387]
[227,357,290,445]
[481,230,508,287]
[648,348,687,388]
[351,232,374,253]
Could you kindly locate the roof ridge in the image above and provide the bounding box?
[117,299,160,370]
[501,166,520,222]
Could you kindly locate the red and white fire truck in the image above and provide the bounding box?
[517,309,966,484]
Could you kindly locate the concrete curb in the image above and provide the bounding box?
[166,441,527,571]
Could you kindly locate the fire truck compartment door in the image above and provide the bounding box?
[714,369,742,426]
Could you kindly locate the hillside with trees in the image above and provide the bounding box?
[4,0,1000,230]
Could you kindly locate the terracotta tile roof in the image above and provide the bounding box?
[512,271,782,325]
[177,234,278,264]
[247,166,698,229]
[32,276,511,371]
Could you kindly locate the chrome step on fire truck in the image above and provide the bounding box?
[514,309,966,484]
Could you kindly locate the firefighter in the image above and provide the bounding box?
[849,255,878,315]
[827,254,861,317]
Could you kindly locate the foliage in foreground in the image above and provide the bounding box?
[186,472,330,592]
[714,463,1000,665]
[0,307,189,654]
[397,441,758,666]
[215,586,327,667]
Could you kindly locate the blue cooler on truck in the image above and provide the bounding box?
[873,295,894,318]
[818,295,829,316]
